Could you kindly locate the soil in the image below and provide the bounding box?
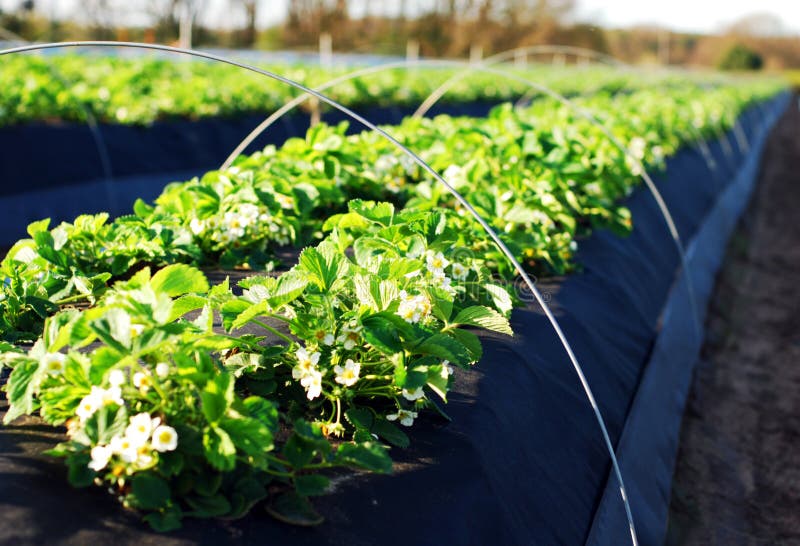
[665,96,800,545]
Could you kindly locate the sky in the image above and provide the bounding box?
[2,0,799,35]
[573,0,800,35]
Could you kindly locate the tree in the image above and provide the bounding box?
[230,0,258,47]
[718,43,764,71]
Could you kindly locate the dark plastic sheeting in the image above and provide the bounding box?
[586,94,790,546]
[0,95,789,546]
[0,101,498,245]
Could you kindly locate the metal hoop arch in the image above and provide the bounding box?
[0,41,639,546]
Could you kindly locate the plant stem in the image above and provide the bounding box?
[252,319,295,344]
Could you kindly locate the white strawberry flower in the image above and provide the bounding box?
[41,352,67,376]
[223,211,247,230]
[425,251,450,275]
[88,444,113,472]
[275,193,294,209]
[375,154,398,173]
[301,369,323,400]
[155,362,170,378]
[107,369,125,387]
[189,218,205,235]
[336,322,362,350]
[109,435,139,463]
[125,413,160,447]
[100,386,124,407]
[129,323,144,338]
[206,216,220,231]
[652,145,664,161]
[313,329,335,346]
[76,386,120,422]
[398,154,416,175]
[630,136,647,160]
[133,371,152,392]
[402,387,425,401]
[151,425,179,452]
[530,210,551,226]
[238,203,260,224]
[432,270,453,292]
[386,409,418,427]
[396,290,432,324]
[584,183,601,196]
[292,347,321,380]
[135,449,155,467]
[334,359,361,387]
[450,262,469,281]
[443,164,467,187]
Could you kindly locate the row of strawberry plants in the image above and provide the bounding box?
[1,54,710,126]
[0,74,784,530]
[0,80,782,344]
[0,200,514,529]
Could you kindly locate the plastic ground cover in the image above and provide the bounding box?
[0,95,788,546]
[0,101,500,245]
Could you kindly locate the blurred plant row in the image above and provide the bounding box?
[0,53,752,126]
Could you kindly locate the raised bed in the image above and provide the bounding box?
[0,91,788,545]
[0,100,501,246]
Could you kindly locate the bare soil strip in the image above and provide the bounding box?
[666,96,800,545]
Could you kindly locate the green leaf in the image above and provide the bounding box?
[412,334,472,367]
[231,301,270,331]
[33,231,67,268]
[243,396,279,432]
[348,199,395,226]
[450,328,483,361]
[185,494,232,517]
[294,474,330,497]
[353,236,397,266]
[169,294,207,322]
[344,408,374,430]
[220,299,250,331]
[67,454,94,487]
[220,416,274,459]
[322,211,369,232]
[89,308,132,352]
[192,472,223,497]
[361,313,403,354]
[133,198,154,218]
[202,425,237,472]
[372,419,410,448]
[335,442,392,473]
[3,358,39,424]
[431,295,453,322]
[151,264,209,297]
[281,433,316,469]
[426,365,450,402]
[226,475,269,519]
[268,272,309,309]
[143,506,182,532]
[129,473,171,510]
[201,374,234,423]
[26,218,51,237]
[266,491,324,526]
[297,246,346,292]
[452,306,513,335]
[485,283,514,314]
